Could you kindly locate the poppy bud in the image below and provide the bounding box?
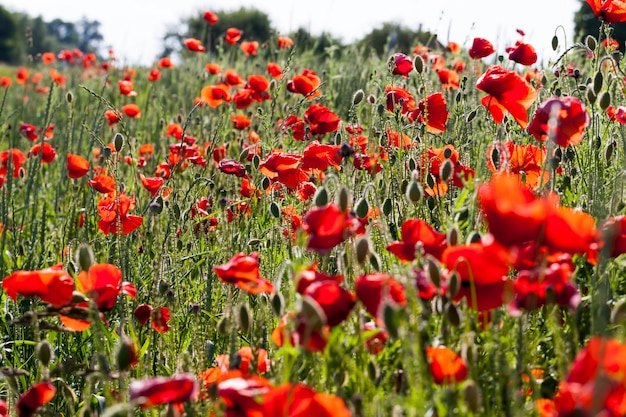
[599,91,611,110]
[355,198,369,219]
[355,236,371,264]
[150,196,164,215]
[238,303,252,333]
[367,360,379,382]
[406,180,422,204]
[611,299,626,324]
[261,176,270,190]
[66,91,74,104]
[425,255,441,287]
[301,296,326,330]
[463,380,481,413]
[71,291,89,304]
[605,140,616,163]
[446,303,461,327]
[448,271,460,298]
[426,196,436,211]
[467,231,481,244]
[382,303,399,339]
[314,187,328,207]
[413,55,424,74]
[367,94,377,104]
[271,292,284,316]
[37,339,52,367]
[217,316,229,335]
[466,109,477,123]
[551,35,558,51]
[116,336,137,371]
[593,71,603,95]
[585,35,597,51]
[238,147,249,162]
[338,186,349,213]
[586,85,597,104]
[252,154,260,170]
[76,243,94,272]
[369,252,382,271]
[269,201,280,218]
[382,198,393,216]
[447,225,459,246]
[439,159,454,183]
[352,89,365,106]
[113,133,125,152]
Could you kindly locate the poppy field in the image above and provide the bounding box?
[1,2,626,416]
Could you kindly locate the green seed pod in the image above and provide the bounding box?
[76,244,94,272]
[413,55,424,74]
[314,187,329,207]
[238,303,252,333]
[352,89,365,106]
[37,339,52,367]
[355,198,369,219]
[369,252,382,271]
[382,198,393,216]
[406,180,423,204]
[338,186,350,212]
[593,71,604,95]
[269,202,280,218]
[113,133,125,153]
[551,35,559,51]
[585,35,597,52]
[355,236,371,265]
[599,91,611,110]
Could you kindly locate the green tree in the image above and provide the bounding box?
[0,5,21,63]
[574,0,626,51]
[357,23,441,57]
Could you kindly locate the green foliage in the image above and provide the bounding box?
[0,6,21,63]
[574,0,626,50]
[356,22,442,56]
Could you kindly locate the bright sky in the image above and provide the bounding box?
[2,0,581,67]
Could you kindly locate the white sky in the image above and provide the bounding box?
[1,0,581,67]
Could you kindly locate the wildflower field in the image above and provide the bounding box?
[1,2,626,416]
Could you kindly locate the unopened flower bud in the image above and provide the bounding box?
[585,35,597,52]
[113,133,125,153]
[116,336,137,371]
[413,55,424,74]
[37,340,52,367]
[406,180,422,204]
[76,244,94,272]
[337,186,349,212]
[352,89,365,106]
[238,303,252,333]
[439,159,454,183]
[271,292,284,316]
[599,91,611,111]
[463,380,482,413]
[355,236,372,265]
[269,201,280,218]
[355,198,369,219]
[593,71,604,95]
[314,187,328,207]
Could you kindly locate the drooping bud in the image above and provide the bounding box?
[355,236,372,265]
[337,186,349,213]
[269,201,280,218]
[238,303,252,333]
[593,71,604,95]
[424,255,441,287]
[113,133,125,153]
[352,89,365,106]
[585,35,597,52]
[439,159,454,183]
[76,244,94,272]
[599,91,611,110]
[463,380,482,413]
[271,292,284,316]
[383,304,399,339]
[314,187,329,207]
[382,198,393,216]
[355,198,369,219]
[551,35,558,51]
[406,180,423,204]
[447,225,459,246]
[413,55,424,74]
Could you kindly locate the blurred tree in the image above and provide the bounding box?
[0,5,21,63]
[76,17,103,53]
[574,0,626,51]
[161,7,273,58]
[357,23,441,56]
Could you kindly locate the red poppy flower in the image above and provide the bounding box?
[3,263,74,307]
[225,27,242,44]
[303,280,355,326]
[304,104,340,135]
[294,263,343,294]
[277,36,294,48]
[41,52,55,65]
[585,0,626,23]
[240,41,258,56]
[16,67,28,84]
[272,312,330,352]
[426,346,468,385]
[355,273,406,320]
[476,65,537,129]
[386,219,448,261]
[507,41,538,66]
[437,68,460,90]
[386,128,412,150]
[247,74,270,100]
[544,205,599,255]
[301,140,343,172]
[509,262,579,315]
[231,114,251,130]
[303,203,363,253]
[287,69,321,99]
[147,68,161,82]
[217,371,271,415]
[262,383,352,417]
[97,193,143,235]
[67,154,90,179]
[134,303,152,325]
[419,145,474,195]
[76,263,136,311]
[233,89,255,110]
[130,374,199,408]
[104,109,122,126]
[118,80,137,96]
[267,62,283,78]
[385,85,415,114]
[478,173,551,247]
[486,142,547,188]
[200,84,231,108]
[527,96,590,147]
[17,382,56,417]
[203,10,218,24]
[184,38,205,52]
[139,174,165,196]
[28,142,56,163]
[281,115,306,140]
[219,159,247,178]
[408,92,449,133]
[469,37,496,59]
[19,123,38,141]
[213,252,274,294]
[122,104,141,118]
[0,76,11,87]
[600,216,626,258]
[88,174,116,194]
[0,148,26,179]
[388,53,414,77]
